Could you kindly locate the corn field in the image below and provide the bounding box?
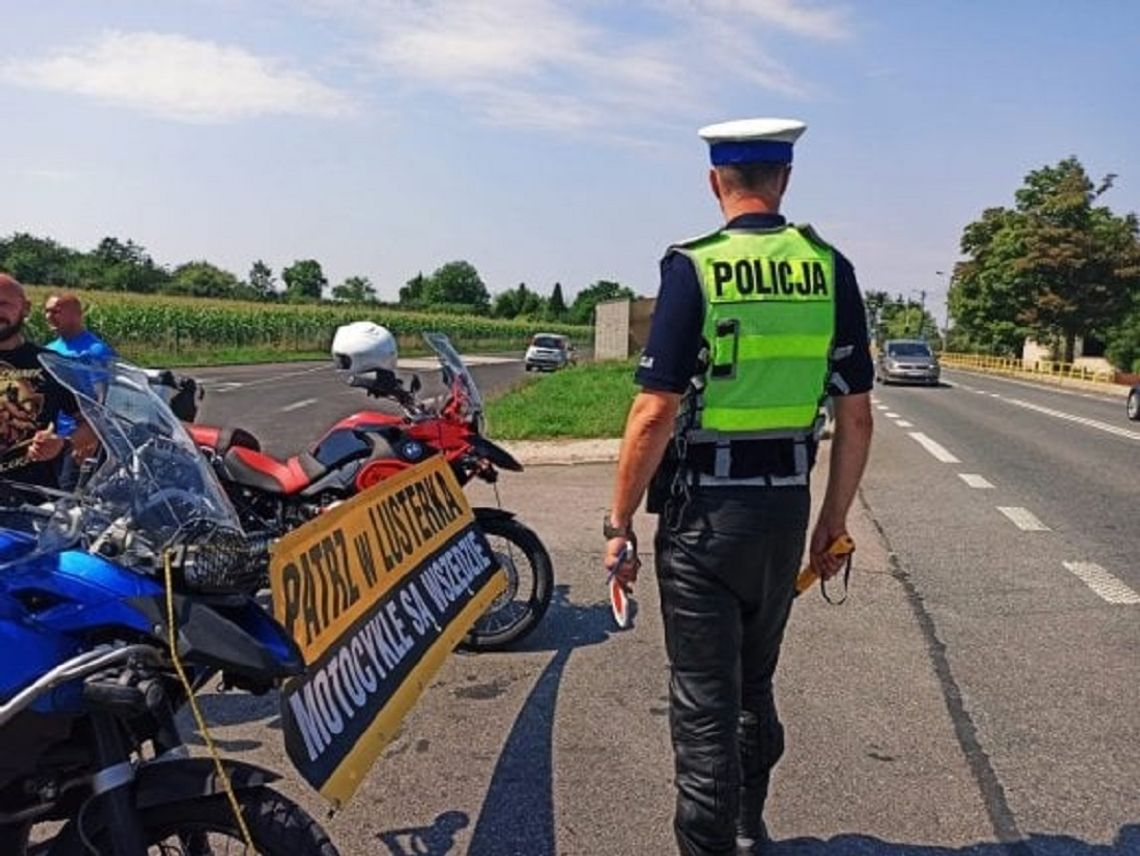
[23,287,592,359]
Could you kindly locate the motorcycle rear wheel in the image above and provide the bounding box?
[61,788,339,855]
[462,514,553,651]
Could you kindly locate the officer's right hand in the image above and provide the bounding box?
[605,535,640,588]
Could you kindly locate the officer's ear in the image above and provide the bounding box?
[778,165,792,196]
[709,169,723,202]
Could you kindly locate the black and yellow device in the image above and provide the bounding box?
[794,534,855,602]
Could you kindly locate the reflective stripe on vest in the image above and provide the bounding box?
[674,225,836,437]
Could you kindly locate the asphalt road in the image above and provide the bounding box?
[193,357,526,457]
[170,360,1138,855]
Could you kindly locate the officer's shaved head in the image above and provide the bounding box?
[714,162,790,196]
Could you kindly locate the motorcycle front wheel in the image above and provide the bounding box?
[62,788,339,855]
[463,513,553,651]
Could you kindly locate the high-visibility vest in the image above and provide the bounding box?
[669,224,836,441]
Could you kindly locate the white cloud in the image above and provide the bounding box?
[1,31,356,123]
[308,0,849,134]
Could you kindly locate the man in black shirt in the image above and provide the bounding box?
[0,273,87,491]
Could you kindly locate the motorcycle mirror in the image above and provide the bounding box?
[410,374,422,394]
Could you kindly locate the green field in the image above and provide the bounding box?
[485,360,639,440]
[22,286,592,367]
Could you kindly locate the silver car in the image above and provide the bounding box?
[876,339,941,386]
[525,333,575,372]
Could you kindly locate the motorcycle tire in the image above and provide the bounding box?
[462,514,553,651]
[64,787,339,856]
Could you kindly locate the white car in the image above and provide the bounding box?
[525,334,575,372]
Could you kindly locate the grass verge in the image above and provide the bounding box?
[486,360,638,440]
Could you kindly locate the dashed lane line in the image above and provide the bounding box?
[280,398,318,412]
[1062,562,1140,605]
[908,432,961,463]
[958,473,995,489]
[885,411,900,418]
[1004,397,1140,442]
[896,420,914,428]
[996,506,1050,532]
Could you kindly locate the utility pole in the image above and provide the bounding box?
[917,289,927,339]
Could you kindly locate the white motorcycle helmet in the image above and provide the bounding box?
[331,321,398,375]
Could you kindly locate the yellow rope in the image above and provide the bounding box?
[164,551,257,852]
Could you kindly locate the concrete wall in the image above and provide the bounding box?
[594,299,631,360]
[593,297,658,360]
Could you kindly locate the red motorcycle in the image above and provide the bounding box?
[189,332,553,651]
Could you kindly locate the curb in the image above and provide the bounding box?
[499,438,622,466]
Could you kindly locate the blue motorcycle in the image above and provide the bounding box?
[0,354,338,855]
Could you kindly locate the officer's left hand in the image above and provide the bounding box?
[605,534,640,588]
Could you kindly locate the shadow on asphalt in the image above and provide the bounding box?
[768,825,1140,855]
[464,586,615,855]
[377,810,470,856]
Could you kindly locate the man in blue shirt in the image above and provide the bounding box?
[44,294,114,487]
[44,294,116,363]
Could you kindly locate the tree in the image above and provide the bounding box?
[90,236,168,293]
[569,280,635,324]
[282,259,327,303]
[421,261,490,311]
[548,282,567,320]
[0,233,79,284]
[862,289,889,345]
[949,158,1140,361]
[880,297,939,344]
[332,275,378,304]
[248,260,276,300]
[165,261,240,298]
[399,272,426,307]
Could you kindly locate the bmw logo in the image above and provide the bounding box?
[401,441,425,461]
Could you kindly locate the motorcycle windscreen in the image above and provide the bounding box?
[37,353,243,557]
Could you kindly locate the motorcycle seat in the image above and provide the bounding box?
[220,446,326,495]
[190,424,262,454]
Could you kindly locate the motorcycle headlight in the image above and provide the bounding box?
[169,521,260,594]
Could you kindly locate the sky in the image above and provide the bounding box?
[2,1,1138,323]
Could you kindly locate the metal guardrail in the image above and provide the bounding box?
[940,352,1117,386]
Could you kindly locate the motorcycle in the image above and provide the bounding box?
[0,354,338,855]
[189,332,553,651]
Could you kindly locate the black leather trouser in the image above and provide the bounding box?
[655,486,810,856]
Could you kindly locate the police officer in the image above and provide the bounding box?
[604,118,874,855]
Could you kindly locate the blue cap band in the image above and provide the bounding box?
[709,140,793,165]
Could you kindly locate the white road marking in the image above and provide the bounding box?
[876,405,890,411]
[1062,562,1140,605]
[997,506,1050,531]
[1005,397,1140,442]
[280,398,318,412]
[974,390,988,395]
[989,392,1002,398]
[908,432,961,463]
[896,420,914,428]
[885,411,900,418]
[202,365,331,392]
[958,473,995,489]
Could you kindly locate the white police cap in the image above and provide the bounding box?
[698,118,806,165]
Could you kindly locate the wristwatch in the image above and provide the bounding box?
[603,514,632,540]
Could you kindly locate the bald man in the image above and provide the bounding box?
[44,293,115,361]
[0,273,88,491]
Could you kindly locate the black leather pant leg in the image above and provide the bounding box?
[656,488,810,856]
[736,518,805,843]
[657,528,743,856]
